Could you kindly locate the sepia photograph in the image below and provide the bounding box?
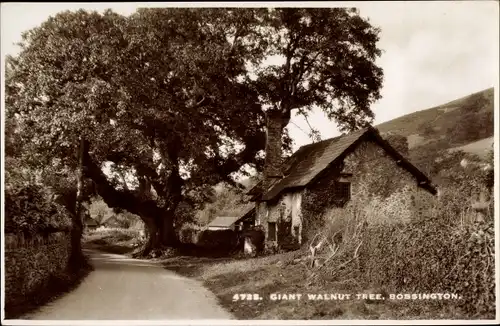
[1,1,498,324]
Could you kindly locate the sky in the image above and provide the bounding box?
[1,1,499,152]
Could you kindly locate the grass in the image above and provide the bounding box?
[448,136,494,158]
[376,87,493,137]
[159,249,465,320]
[83,227,142,254]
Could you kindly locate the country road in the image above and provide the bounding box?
[24,249,233,320]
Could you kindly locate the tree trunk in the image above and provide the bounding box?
[142,218,159,257]
[68,137,88,271]
[158,212,177,247]
[155,158,182,248]
[82,139,183,256]
[139,210,179,256]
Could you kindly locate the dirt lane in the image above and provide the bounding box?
[24,249,233,320]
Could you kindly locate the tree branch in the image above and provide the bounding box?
[84,151,161,220]
[117,168,130,191]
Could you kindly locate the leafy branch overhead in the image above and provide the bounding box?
[6,8,384,254]
[252,8,383,131]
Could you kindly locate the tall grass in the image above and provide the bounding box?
[306,184,495,318]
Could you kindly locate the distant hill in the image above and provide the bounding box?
[377,87,493,141]
[221,88,494,215]
[376,87,494,174]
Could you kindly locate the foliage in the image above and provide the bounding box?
[3,231,90,319]
[418,121,436,138]
[357,219,494,318]
[87,196,114,225]
[277,233,301,252]
[383,133,409,156]
[442,222,495,317]
[5,8,273,250]
[246,8,384,191]
[178,223,205,244]
[85,227,142,243]
[437,150,493,189]
[87,196,143,228]
[5,182,72,235]
[252,8,383,132]
[306,149,495,318]
[444,93,494,146]
[6,8,387,250]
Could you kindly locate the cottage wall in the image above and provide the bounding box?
[257,138,436,247]
[301,139,436,242]
[256,190,304,248]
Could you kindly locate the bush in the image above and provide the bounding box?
[4,252,93,319]
[308,160,495,318]
[5,183,71,234]
[198,229,241,251]
[85,226,141,240]
[358,218,494,318]
[178,223,205,244]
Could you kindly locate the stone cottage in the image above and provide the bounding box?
[246,126,437,248]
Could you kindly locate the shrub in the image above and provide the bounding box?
[178,223,205,244]
[5,183,71,234]
[357,218,494,318]
[84,227,141,243]
[198,229,241,251]
[279,234,301,251]
[309,171,494,318]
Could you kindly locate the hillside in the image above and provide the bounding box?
[376,87,494,174]
[377,87,493,140]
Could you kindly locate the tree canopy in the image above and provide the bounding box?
[6,8,272,253]
[247,8,384,185]
[6,7,384,253]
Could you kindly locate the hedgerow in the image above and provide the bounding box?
[357,217,494,318]
[307,149,494,318]
[5,183,72,234]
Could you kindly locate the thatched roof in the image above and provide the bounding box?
[248,127,437,202]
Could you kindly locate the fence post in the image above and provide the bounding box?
[471,190,490,223]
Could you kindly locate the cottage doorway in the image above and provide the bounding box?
[277,218,300,250]
[277,219,292,243]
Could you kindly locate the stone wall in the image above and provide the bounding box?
[4,232,71,307]
[301,138,436,240]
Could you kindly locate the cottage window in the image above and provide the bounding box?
[268,222,277,241]
[334,181,351,205]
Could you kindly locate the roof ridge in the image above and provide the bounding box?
[296,134,340,151]
[296,127,370,151]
